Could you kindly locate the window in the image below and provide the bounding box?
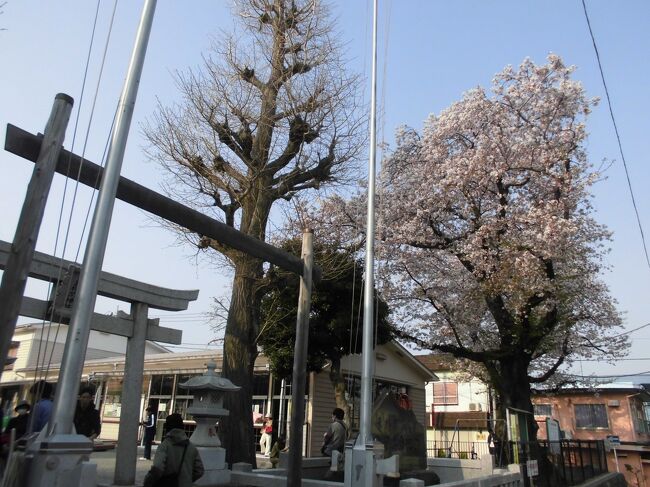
[433,382,458,405]
[149,375,174,396]
[534,404,552,417]
[102,379,123,418]
[574,404,608,429]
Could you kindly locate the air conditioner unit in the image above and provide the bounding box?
[608,400,620,407]
[469,403,481,411]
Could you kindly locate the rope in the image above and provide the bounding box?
[32,0,104,390]
[32,0,120,391]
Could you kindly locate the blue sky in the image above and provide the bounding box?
[0,1,648,377]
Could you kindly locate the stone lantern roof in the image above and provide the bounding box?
[179,361,240,392]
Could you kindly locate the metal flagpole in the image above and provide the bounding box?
[359,0,379,448]
[345,2,381,487]
[27,2,157,486]
[48,0,158,437]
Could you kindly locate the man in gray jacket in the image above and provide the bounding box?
[321,408,348,457]
[143,413,204,487]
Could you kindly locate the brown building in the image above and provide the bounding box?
[533,383,650,486]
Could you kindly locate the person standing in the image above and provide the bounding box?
[321,408,347,457]
[30,381,54,433]
[143,413,203,487]
[73,387,101,440]
[3,401,30,439]
[259,416,273,456]
[141,406,156,461]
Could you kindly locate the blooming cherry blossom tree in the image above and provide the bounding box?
[379,56,628,446]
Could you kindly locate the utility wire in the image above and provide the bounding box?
[611,322,650,338]
[581,0,650,270]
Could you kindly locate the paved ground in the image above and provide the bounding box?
[93,446,272,487]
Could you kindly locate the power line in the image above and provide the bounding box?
[568,369,650,379]
[579,357,650,362]
[611,322,650,338]
[581,0,650,270]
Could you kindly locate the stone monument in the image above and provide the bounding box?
[179,361,240,485]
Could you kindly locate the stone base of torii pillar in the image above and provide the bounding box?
[24,432,96,487]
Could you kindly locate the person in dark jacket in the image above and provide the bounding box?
[143,413,204,487]
[321,408,348,457]
[4,401,31,439]
[140,406,156,460]
[73,387,101,440]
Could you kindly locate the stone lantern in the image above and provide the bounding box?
[179,361,240,485]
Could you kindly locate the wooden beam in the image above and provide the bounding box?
[4,124,322,283]
[0,96,73,369]
[0,240,198,311]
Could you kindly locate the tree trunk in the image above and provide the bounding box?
[329,359,351,424]
[222,256,263,466]
[492,355,544,483]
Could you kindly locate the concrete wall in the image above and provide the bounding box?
[427,456,495,484]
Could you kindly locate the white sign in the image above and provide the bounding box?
[606,435,620,446]
[546,418,561,455]
[526,459,539,477]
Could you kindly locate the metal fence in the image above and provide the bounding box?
[492,440,608,487]
[426,440,491,460]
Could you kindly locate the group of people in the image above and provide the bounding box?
[1,382,101,443]
[255,407,347,469]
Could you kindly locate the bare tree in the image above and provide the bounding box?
[144,0,364,464]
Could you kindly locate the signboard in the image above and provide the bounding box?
[607,435,621,446]
[605,435,621,452]
[526,459,539,477]
[546,418,561,455]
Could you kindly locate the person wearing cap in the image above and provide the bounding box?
[143,413,204,487]
[3,400,30,439]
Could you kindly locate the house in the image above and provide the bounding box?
[533,383,650,486]
[416,354,492,458]
[1,330,435,458]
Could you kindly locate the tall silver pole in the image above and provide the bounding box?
[359,0,379,445]
[48,0,157,435]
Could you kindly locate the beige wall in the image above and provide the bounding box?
[308,370,338,457]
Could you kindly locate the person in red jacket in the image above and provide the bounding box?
[259,416,273,456]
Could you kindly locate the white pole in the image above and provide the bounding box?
[359,0,379,447]
[48,0,157,436]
